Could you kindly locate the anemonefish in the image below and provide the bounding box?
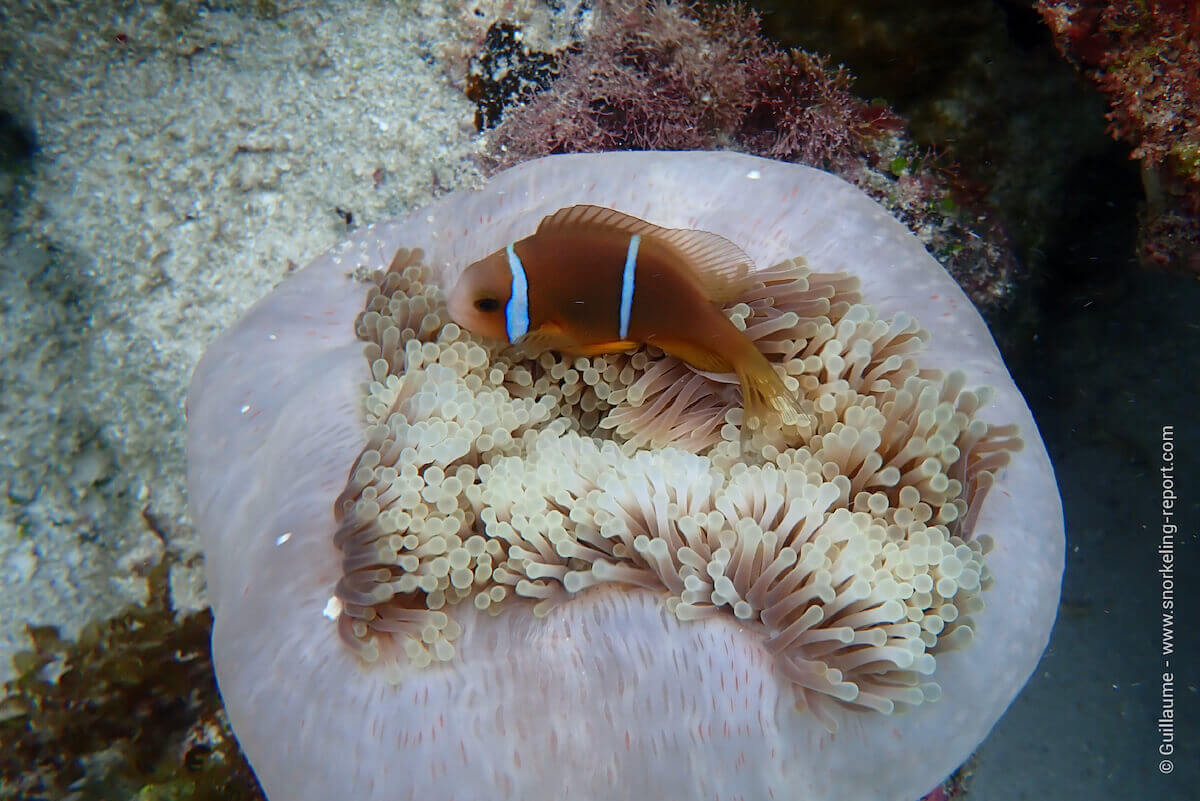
[447,205,805,426]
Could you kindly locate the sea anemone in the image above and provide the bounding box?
[187,151,1063,801]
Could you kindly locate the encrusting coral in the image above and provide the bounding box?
[333,247,1018,725]
[188,151,1063,801]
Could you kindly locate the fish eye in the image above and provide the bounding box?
[474,297,501,313]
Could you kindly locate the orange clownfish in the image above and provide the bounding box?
[447,205,804,426]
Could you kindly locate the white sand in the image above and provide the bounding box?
[0,0,489,682]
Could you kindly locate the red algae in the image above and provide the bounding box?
[482,0,901,172]
[471,0,1017,309]
[1039,0,1200,272]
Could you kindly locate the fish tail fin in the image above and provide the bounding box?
[737,353,810,431]
[650,331,812,431]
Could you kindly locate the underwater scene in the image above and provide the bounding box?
[0,1,1196,800]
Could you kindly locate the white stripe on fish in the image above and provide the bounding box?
[619,234,640,339]
[505,243,530,342]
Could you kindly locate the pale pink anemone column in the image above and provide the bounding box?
[187,151,1064,801]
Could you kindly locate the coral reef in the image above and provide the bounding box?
[1039,0,1200,272]
[467,0,1018,309]
[0,565,263,801]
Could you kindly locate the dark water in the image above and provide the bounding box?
[755,1,1200,798]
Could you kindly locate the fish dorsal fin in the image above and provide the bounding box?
[535,204,754,303]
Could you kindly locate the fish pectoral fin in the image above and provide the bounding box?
[515,325,575,354]
[648,337,734,374]
[573,340,639,356]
